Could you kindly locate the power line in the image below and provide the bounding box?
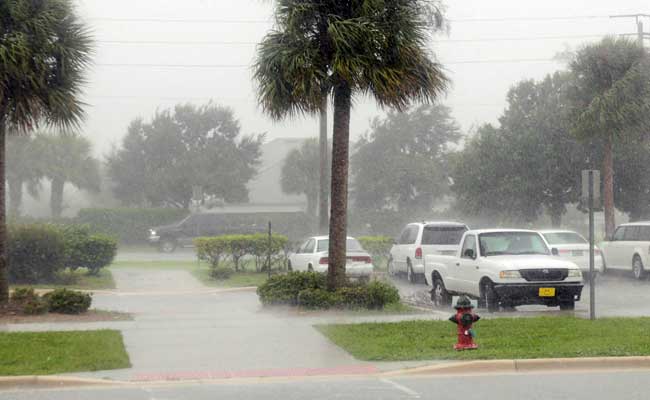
[88,14,614,24]
[97,33,615,47]
[93,58,560,69]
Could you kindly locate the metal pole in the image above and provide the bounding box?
[589,170,596,320]
[267,221,272,279]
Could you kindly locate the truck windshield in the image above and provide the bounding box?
[478,232,550,256]
[421,226,467,245]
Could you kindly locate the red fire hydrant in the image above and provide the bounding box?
[449,296,480,350]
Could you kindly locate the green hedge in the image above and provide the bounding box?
[75,208,189,244]
[194,233,289,273]
[358,236,393,269]
[60,225,117,275]
[8,224,66,284]
[257,272,400,310]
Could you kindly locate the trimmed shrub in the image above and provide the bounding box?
[211,266,234,280]
[357,236,393,268]
[336,286,371,308]
[195,236,229,268]
[366,280,400,309]
[297,288,341,309]
[45,289,92,314]
[194,233,289,272]
[257,271,327,305]
[8,224,66,284]
[60,224,118,275]
[10,287,38,302]
[75,208,189,244]
[23,297,49,315]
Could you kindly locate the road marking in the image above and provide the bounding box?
[380,378,420,398]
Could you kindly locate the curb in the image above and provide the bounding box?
[33,286,259,297]
[382,356,650,376]
[0,376,126,390]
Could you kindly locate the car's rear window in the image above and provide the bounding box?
[421,226,467,245]
[317,238,363,252]
[542,232,587,245]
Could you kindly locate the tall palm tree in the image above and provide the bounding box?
[6,135,44,217]
[254,0,449,289]
[567,37,650,238]
[0,0,92,301]
[33,133,100,218]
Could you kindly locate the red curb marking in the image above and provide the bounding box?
[132,365,379,381]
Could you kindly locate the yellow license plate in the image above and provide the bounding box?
[539,288,556,297]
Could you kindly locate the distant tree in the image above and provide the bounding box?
[566,37,650,237]
[106,103,264,209]
[6,135,43,216]
[452,73,589,226]
[352,104,461,215]
[33,134,101,217]
[0,0,92,302]
[613,139,650,221]
[281,139,329,217]
[254,0,449,289]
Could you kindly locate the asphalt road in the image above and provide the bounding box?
[391,270,650,318]
[2,370,649,400]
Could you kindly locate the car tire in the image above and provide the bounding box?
[308,264,314,272]
[287,261,293,272]
[387,257,396,276]
[633,256,645,280]
[480,281,498,313]
[431,276,451,308]
[407,263,416,284]
[159,239,177,253]
[559,300,575,311]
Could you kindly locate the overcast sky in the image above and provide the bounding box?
[75,0,649,156]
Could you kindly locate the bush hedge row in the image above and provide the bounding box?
[357,236,393,267]
[8,224,117,284]
[256,271,400,310]
[194,233,289,274]
[10,287,92,315]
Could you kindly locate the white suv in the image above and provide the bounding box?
[600,222,650,280]
[389,221,468,283]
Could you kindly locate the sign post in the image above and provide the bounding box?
[582,170,600,320]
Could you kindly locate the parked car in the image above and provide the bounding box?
[599,222,650,279]
[288,236,373,278]
[389,221,469,284]
[424,229,583,311]
[539,230,604,277]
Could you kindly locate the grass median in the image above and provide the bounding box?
[316,316,650,361]
[0,330,130,376]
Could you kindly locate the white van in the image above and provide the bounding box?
[600,222,650,280]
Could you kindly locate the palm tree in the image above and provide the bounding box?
[254,0,449,289]
[567,37,650,238]
[281,138,329,217]
[33,133,100,217]
[0,0,92,301]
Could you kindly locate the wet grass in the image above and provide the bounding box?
[316,316,650,361]
[0,330,130,376]
[11,268,115,291]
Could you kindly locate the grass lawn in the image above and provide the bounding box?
[11,269,115,291]
[316,316,650,361]
[0,330,130,376]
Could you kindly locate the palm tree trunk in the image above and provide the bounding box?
[0,118,8,302]
[319,94,329,234]
[50,177,65,218]
[327,83,351,291]
[550,212,562,228]
[7,177,23,217]
[603,133,615,238]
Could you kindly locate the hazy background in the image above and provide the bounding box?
[76,0,649,156]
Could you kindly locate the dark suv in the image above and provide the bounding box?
[148,213,264,252]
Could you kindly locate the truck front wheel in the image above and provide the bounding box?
[480,281,498,313]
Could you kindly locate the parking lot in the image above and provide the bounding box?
[390,271,650,318]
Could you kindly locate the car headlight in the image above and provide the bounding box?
[499,270,521,279]
[149,230,157,236]
[568,269,582,278]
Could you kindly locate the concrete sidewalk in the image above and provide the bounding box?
[2,267,440,382]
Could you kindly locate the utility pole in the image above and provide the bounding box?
[610,14,650,48]
[318,94,329,234]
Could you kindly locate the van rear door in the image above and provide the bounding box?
[420,224,468,258]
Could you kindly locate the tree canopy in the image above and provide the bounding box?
[106,103,264,209]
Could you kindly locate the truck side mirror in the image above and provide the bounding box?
[551,248,559,256]
[463,248,475,259]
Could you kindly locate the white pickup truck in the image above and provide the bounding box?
[424,229,584,311]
